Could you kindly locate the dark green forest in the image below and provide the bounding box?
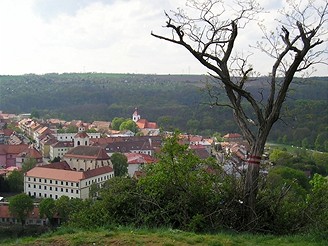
[0,73,327,150]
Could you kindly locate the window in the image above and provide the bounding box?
[66,189,68,192]
[61,181,63,185]
[39,178,41,182]
[39,193,41,197]
[44,179,47,183]
[55,180,58,184]
[50,180,52,184]
[66,182,68,186]
[28,177,30,181]
[71,189,73,193]
[76,190,79,194]
[34,184,36,188]
[39,185,41,189]
[44,186,47,190]
[55,187,58,191]
[34,178,36,181]
[28,184,30,188]
[71,182,73,186]
[61,188,63,192]
[55,195,58,199]
[50,187,52,191]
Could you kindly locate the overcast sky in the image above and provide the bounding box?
[0,0,326,76]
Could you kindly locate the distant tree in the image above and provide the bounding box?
[50,156,61,163]
[7,170,24,192]
[86,128,98,133]
[39,198,56,226]
[152,0,327,226]
[9,193,34,225]
[22,158,37,173]
[89,183,100,199]
[30,109,40,119]
[186,119,200,134]
[111,152,128,177]
[111,117,125,130]
[0,176,9,192]
[54,196,84,224]
[54,196,71,223]
[315,131,328,151]
[119,119,138,133]
[269,149,293,165]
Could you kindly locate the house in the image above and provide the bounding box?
[24,162,114,200]
[104,136,162,156]
[0,202,47,225]
[64,146,112,171]
[39,134,58,158]
[91,121,111,132]
[222,133,243,143]
[125,152,157,177]
[16,146,43,168]
[132,108,159,130]
[0,144,29,168]
[49,141,74,160]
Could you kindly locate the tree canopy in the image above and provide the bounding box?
[9,193,34,225]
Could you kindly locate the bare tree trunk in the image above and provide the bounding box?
[243,142,264,229]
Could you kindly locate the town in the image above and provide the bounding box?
[0,108,253,225]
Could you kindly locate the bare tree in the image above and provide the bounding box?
[152,0,327,228]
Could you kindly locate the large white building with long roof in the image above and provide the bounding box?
[24,162,114,200]
[24,145,114,200]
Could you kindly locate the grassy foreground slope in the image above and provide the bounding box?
[2,227,326,246]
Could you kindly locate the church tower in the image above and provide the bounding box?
[132,107,141,122]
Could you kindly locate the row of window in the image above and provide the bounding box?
[27,184,79,193]
[86,174,113,185]
[27,177,79,187]
[28,191,78,199]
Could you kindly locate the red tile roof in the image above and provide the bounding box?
[65,146,109,160]
[74,132,89,138]
[0,204,41,219]
[83,166,113,179]
[0,144,29,155]
[125,153,157,164]
[41,161,71,170]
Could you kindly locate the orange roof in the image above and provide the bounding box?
[26,165,113,182]
[223,133,242,139]
[136,119,158,129]
[26,166,84,182]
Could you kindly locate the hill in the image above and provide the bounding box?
[0,73,327,149]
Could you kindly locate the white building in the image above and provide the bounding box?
[54,132,100,142]
[49,141,74,160]
[64,146,112,171]
[24,163,114,200]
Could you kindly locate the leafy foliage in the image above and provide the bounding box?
[7,170,24,192]
[9,193,34,225]
[111,153,128,177]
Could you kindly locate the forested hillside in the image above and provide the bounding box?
[0,73,327,150]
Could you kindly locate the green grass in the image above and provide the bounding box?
[0,226,326,246]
